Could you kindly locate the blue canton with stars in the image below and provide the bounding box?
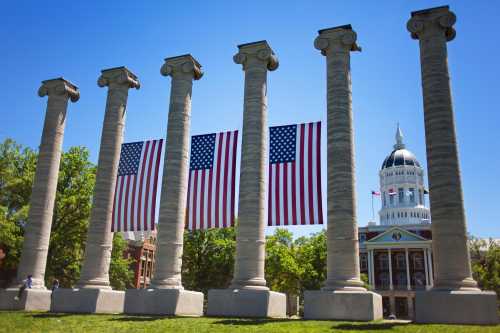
[118,142,144,176]
[190,134,216,170]
[270,125,297,164]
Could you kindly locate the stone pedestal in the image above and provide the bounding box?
[207,41,285,318]
[0,288,51,311]
[415,290,498,324]
[304,291,382,321]
[124,289,203,316]
[304,25,382,321]
[207,289,286,318]
[50,288,124,314]
[407,6,498,324]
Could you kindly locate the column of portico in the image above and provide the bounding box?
[124,54,204,316]
[51,67,139,314]
[207,41,286,318]
[407,5,498,324]
[304,25,382,320]
[405,248,411,290]
[426,248,434,288]
[423,248,429,289]
[388,249,393,290]
[0,78,79,311]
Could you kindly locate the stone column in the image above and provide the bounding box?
[124,55,204,316]
[388,249,393,290]
[304,25,382,320]
[207,41,286,318]
[314,25,364,292]
[14,78,79,289]
[150,54,203,289]
[407,6,498,324]
[50,68,138,314]
[231,41,278,290]
[78,67,140,289]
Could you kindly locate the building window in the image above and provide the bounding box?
[395,272,407,289]
[413,252,424,270]
[360,254,368,271]
[390,194,394,205]
[395,253,405,270]
[383,192,387,207]
[413,272,426,288]
[409,188,415,203]
[398,188,404,203]
[419,189,423,205]
[379,272,390,289]
[378,253,389,270]
[360,233,366,243]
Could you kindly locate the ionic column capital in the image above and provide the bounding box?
[161,54,203,80]
[233,40,279,71]
[38,77,80,102]
[407,5,456,42]
[314,24,361,56]
[97,66,140,90]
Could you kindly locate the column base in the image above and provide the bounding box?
[0,288,51,311]
[304,290,383,321]
[123,289,203,316]
[415,290,499,324]
[207,289,286,318]
[50,288,124,314]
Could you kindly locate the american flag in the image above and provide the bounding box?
[111,139,164,232]
[187,130,238,230]
[268,122,323,226]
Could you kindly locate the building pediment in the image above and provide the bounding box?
[366,226,427,244]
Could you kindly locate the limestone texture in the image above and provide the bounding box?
[150,55,202,289]
[124,289,203,316]
[50,288,124,314]
[408,6,498,324]
[13,78,79,290]
[0,288,51,311]
[78,67,139,289]
[207,289,286,318]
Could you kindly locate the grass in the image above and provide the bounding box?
[0,312,498,333]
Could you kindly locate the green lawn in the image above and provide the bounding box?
[0,312,498,333]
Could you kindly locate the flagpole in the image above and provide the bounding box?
[371,193,375,221]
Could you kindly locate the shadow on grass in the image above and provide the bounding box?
[332,322,410,330]
[213,318,296,326]
[29,313,75,319]
[110,316,165,322]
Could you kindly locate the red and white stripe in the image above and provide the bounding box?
[187,130,238,230]
[268,122,323,226]
[112,139,164,232]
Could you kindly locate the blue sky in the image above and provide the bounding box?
[1,1,498,237]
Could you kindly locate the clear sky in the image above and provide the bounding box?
[1,1,498,238]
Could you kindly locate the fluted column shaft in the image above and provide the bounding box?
[315,26,364,291]
[15,78,79,289]
[407,6,477,290]
[231,41,278,290]
[151,55,202,289]
[78,67,139,289]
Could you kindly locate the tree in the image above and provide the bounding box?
[109,233,134,290]
[294,230,327,292]
[45,146,96,287]
[470,238,500,308]
[182,227,236,294]
[0,138,133,290]
[265,229,303,296]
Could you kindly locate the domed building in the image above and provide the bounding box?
[379,125,431,225]
[358,125,434,320]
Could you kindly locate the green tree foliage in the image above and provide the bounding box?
[0,139,132,290]
[109,233,134,290]
[470,237,500,307]
[182,227,236,294]
[45,146,96,287]
[0,139,37,280]
[265,229,302,295]
[294,230,327,292]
